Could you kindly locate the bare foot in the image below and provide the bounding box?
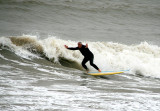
[98,69,101,72]
[86,69,89,73]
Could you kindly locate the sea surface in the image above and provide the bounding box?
[0,0,160,111]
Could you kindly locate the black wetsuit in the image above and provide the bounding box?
[68,45,99,70]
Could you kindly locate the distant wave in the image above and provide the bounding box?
[1,0,159,15]
[1,35,160,78]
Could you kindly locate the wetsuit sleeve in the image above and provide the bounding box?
[67,47,79,50]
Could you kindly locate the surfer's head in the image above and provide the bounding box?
[78,42,82,48]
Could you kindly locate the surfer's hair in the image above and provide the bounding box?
[78,42,82,44]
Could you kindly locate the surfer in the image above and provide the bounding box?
[64,42,101,73]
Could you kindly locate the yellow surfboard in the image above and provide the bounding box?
[87,71,123,76]
[87,70,129,76]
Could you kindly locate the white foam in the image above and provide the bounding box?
[39,37,82,63]
[0,36,40,60]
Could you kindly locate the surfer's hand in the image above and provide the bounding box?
[85,43,88,48]
[64,45,68,49]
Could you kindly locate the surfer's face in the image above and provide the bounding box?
[78,42,82,48]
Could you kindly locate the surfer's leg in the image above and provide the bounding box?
[89,56,99,70]
[82,58,89,70]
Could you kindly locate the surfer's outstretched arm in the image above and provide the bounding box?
[67,47,79,50]
[64,45,79,50]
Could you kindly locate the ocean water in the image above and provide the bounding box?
[0,0,160,111]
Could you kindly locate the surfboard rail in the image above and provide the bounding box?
[87,70,129,76]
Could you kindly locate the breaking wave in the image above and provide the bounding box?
[1,35,160,78]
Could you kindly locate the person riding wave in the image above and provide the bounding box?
[64,42,101,73]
